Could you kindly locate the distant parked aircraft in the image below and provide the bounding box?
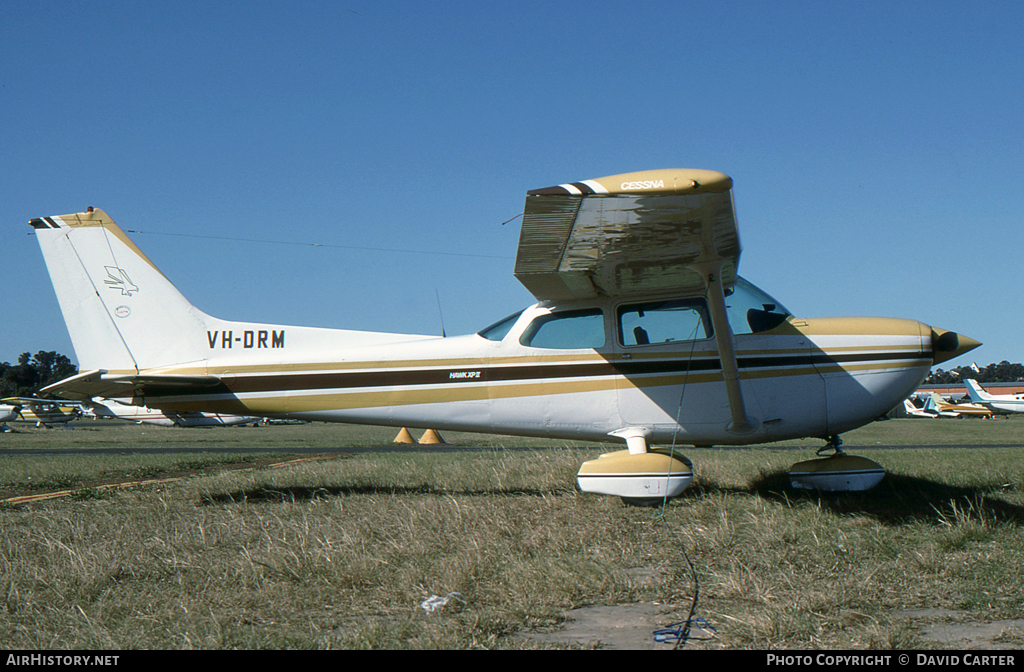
[923,392,992,418]
[903,398,937,418]
[1,397,81,427]
[963,379,1024,415]
[0,402,20,431]
[85,398,258,427]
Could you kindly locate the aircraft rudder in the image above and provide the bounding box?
[30,208,213,372]
[963,378,990,402]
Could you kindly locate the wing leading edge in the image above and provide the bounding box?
[514,169,741,302]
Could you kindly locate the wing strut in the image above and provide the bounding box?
[701,264,757,435]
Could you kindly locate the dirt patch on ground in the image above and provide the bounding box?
[525,605,1024,650]
[0,454,350,505]
[521,602,702,650]
[520,566,711,649]
[895,608,1024,649]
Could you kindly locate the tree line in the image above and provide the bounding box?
[925,361,1024,385]
[0,351,78,398]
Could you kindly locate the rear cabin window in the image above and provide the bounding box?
[519,309,605,350]
[618,298,712,346]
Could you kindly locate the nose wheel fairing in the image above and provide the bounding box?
[788,435,885,491]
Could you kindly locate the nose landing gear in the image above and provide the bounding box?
[789,435,885,491]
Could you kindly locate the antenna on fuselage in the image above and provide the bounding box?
[435,289,447,338]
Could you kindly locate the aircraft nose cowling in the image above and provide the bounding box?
[930,327,982,365]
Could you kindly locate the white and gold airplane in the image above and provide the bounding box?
[27,169,979,499]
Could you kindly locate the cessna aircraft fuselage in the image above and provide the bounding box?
[30,169,979,496]
[137,294,941,447]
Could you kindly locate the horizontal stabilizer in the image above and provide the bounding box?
[42,369,226,401]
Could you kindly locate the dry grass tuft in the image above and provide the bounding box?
[1,419,1023,648]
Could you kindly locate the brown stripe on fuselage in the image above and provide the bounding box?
[212,349,928,395]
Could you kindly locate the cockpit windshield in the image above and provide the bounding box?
[477,310,524,341]
[725,277,791,334]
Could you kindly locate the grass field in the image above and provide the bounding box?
[1,417,1023,649]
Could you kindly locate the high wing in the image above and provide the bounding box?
[514,168,753,434]
[514,169,740,302]
[2,396,77,408]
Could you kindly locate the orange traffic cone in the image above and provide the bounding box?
[419,428,446,445]
[393,427,417,444]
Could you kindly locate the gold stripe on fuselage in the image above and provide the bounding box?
[154,349,929,415]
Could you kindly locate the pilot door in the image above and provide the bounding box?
[612,297,740,440]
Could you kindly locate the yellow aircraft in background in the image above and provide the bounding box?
[1,397,81,427]
[923,392,993,418]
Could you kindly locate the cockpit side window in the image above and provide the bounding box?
[478,310,524,342]
[618,298,712,346]
[519,309,605,350]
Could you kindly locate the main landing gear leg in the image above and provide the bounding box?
[817,434,844,457]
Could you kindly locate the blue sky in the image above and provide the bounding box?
[2,1,1021,369]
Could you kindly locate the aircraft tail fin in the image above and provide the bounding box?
[29,209,214,373]
[963,378,992,403]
